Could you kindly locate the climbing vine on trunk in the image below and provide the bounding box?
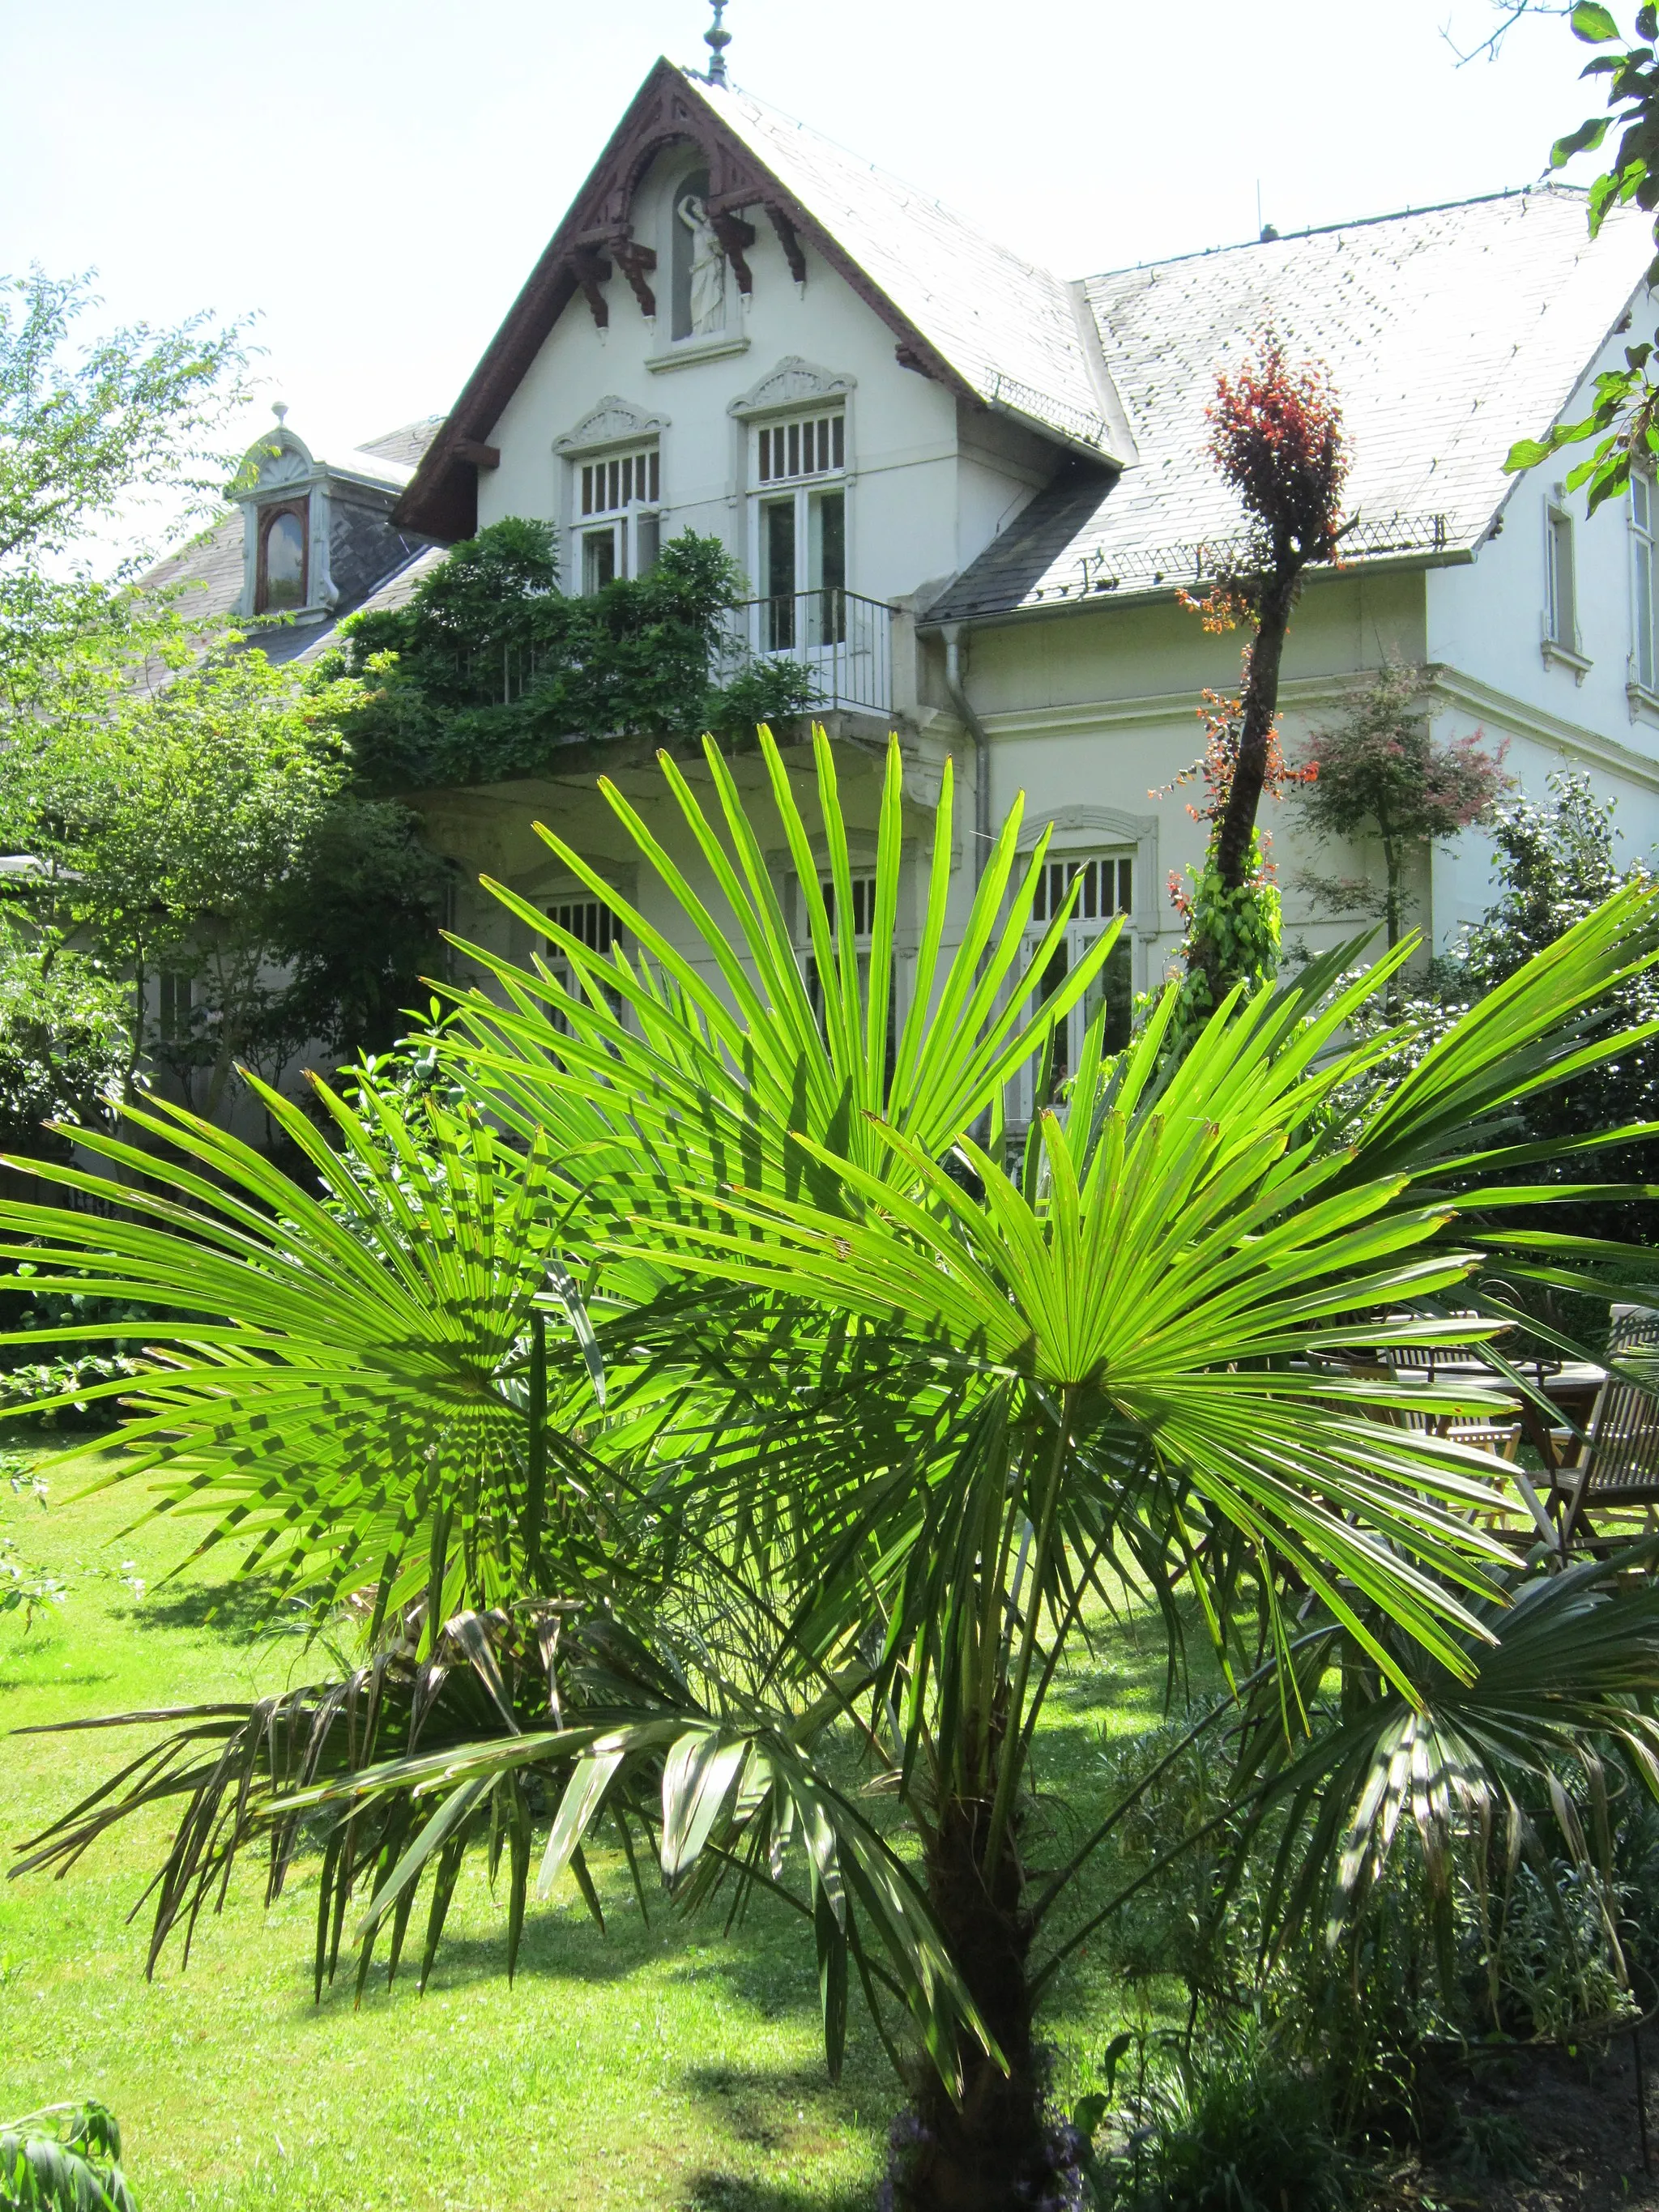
[1174,333,1348,1029]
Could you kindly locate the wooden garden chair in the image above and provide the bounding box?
[1555,1322,1659,1555]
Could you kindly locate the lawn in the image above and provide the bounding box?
[0,1434,1196,2212]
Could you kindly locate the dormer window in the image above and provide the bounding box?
[578,445,662,592]
[257,502,308,613]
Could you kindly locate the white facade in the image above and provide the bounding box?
[386,62,1659,1041]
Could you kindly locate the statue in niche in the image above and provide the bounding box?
[676,190,726,335]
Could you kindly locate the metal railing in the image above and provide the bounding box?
[716,588,894,716]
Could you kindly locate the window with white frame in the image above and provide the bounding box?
[1546,501,1578,652]
[1635,473,1658,693]
[1017,855,1135,1117]
[545,896,627,1027]
[753,412,847,651]
[576,445,662,594]
[796,868,897,1076]
[156,968,195,1044]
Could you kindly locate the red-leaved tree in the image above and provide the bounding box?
[1294,662,1512,951]
[1176,334,1350,1016]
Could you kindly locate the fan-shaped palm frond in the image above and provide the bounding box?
[11,727,1659,2212]
[0,1076,605,1636]
[1228,1537,1659,1993]
[444,723,1122,1203]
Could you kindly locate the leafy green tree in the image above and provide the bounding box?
[2,652,359,1108]
[1292,664,1512,951]
[337,521,817,790]
[1504,3,1659,509]
[0,928,127,1164]
[8,733,1659,2212]
[1457,770,1659,1213]
[0,266,248,718]
[0,2099,135,2212]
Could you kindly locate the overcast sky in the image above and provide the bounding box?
[0,0,1616,480]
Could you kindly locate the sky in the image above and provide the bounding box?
[0,0,1618,485]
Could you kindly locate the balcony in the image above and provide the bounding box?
[717,587,894,718]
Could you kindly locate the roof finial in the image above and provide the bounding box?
[703,0,730,85]
[272,400,289,424]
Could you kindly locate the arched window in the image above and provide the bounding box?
[258,503,308,612]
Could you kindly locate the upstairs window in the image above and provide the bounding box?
[577,446,662,594]
[753,413,847,650]
[1636,475,1658,693]
[757,414,844,484]
[257,501,307,613]
[1546,501,1578,652]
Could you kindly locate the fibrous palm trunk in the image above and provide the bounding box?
[898,1790,1051,2212]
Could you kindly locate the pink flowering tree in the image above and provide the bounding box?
[1294,663,1512,950]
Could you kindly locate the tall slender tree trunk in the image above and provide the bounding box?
[1212,562,1300,893]
[1379,820,1403,952]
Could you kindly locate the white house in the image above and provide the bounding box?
[203,49,1659,1087]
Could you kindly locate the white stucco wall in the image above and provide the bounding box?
[475,147,1046,612]
[1422,305,1659,946]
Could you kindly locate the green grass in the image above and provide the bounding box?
[0,1435,1205,2211]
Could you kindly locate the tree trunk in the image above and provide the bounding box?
[898,1788,1048,2212]
[1211,561,1301,895]
[1380,824,1403,953]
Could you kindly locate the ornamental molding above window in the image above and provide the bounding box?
[553,397,669,456]
[728,356,856,420]
[1015,805,1158,851]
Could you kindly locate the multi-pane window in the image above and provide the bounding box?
[1030,856,1135,928]
[1546,504,1577,651]
[577,446,662,594]
[757,414,844,484]
[157,970,194,1043]
[1635,475,1658,693]
[1020,854,1136,1116]
[754,414,847,651]
[546,898,626,1027]
[802,872,895,1080]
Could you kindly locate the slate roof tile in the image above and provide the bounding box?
[701,78,1122,457]
[928,185,1654,623]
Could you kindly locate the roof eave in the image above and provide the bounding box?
[918,541,1478,635]
[395,59,1099,538]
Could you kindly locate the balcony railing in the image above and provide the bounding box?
[717,588,894,717]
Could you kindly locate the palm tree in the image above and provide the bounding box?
[10,730,1659,2212]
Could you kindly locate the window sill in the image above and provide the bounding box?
[646,332,750,373]
[1627,678,1659,726]
[1541,636,1591,684]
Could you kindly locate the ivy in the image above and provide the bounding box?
[331,522,818,792]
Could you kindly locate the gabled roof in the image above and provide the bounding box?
[397,59,1131,540]
[928,185,1654,624]
[695,79,1128,459]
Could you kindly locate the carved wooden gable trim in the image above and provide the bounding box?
[727,356,856,421]
[396,59,977,543]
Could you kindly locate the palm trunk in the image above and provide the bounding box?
[901,1772,1046,2211]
